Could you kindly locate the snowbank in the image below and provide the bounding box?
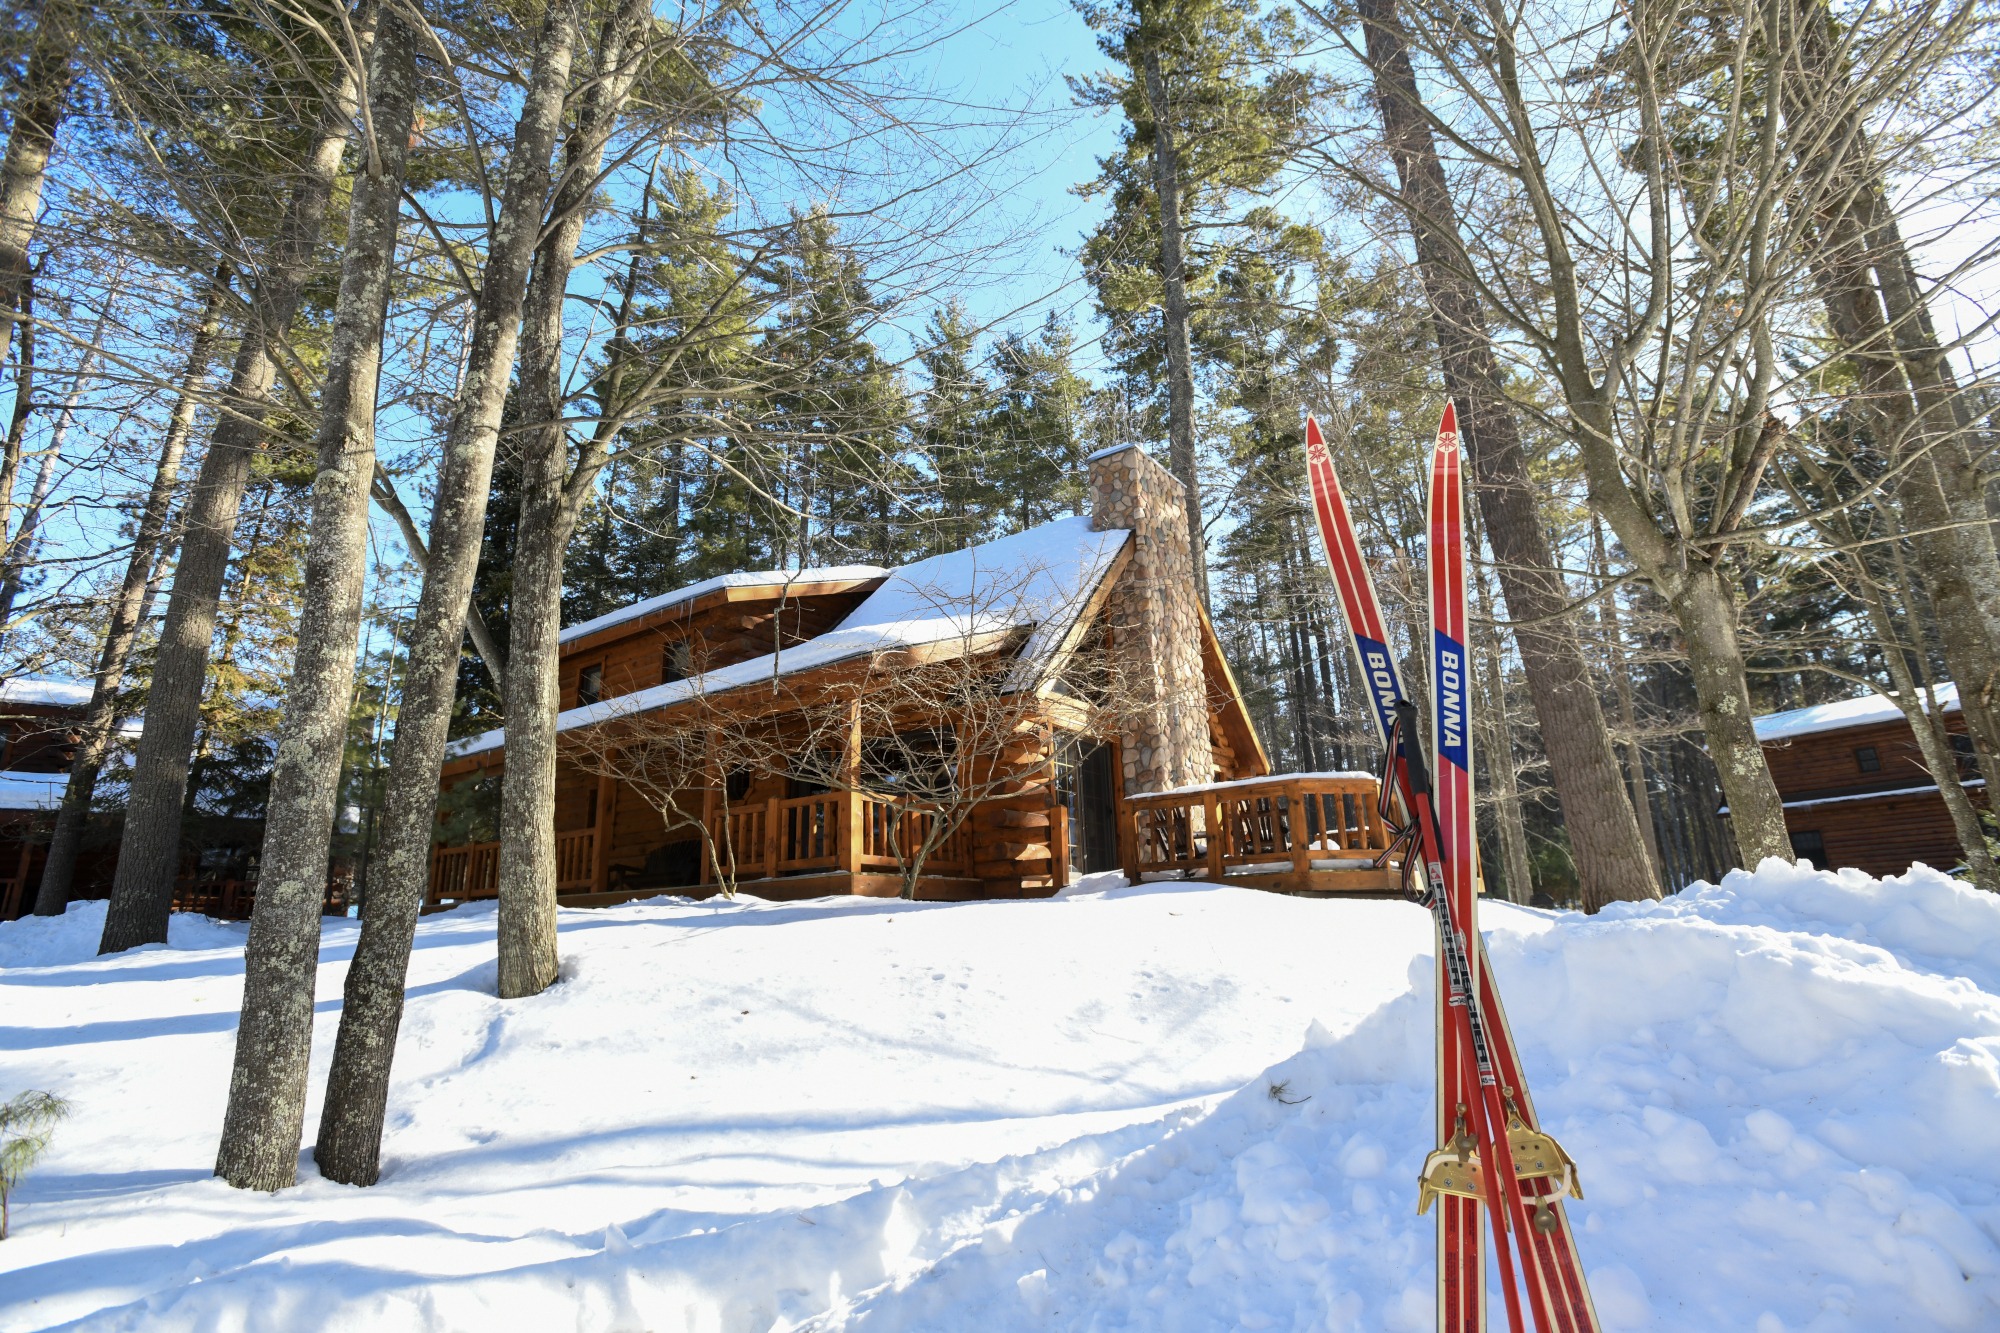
[2,862,1997,1330]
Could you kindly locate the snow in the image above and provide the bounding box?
[0,677,92,708]
[1755,683,1960,741]
[450,518,1129,760]
[4,860,1999,1330]
[0,770,66,810]
[1144,769,1379,799]
[557,566,889,648]
[1782,778,1985,810]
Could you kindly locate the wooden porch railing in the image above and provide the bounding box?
[429,791,979,905]
[428,829,595,907]
[715,791,972,880]
[1122,773,1396,889]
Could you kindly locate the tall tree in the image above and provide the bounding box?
[98,0,379,953]
[313,0,583,1186]
[213,8,419,1192]
[1075,0,1315,605]
[0,0,80,370]
[1783,0,2000,818]
[1346,0,1660,909]
[496,0,668,1000]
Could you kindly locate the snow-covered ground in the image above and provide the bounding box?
[2,861,1997,1331]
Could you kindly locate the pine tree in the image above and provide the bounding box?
[987,313,1090,531]
[1073,0,1317,601]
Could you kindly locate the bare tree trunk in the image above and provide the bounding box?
[1139,50,1207,604]
[98,2,378,955]
[497,0,653,999]
[213,14,417,1193]
[33,272,227,914]
[1669,562,1792,863]
[1594,520,1666,887]
[1788,0,2000,818]
[0,0,77,368]
[314,1,581,1187]
[1472,559,1534,904]
[1803,171,2000,808]
[1874,544,1998,890]
[1357,0,1659,909]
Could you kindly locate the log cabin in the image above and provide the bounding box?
[1752,684,1980,878]
[431,444,1405,907]
[0,678,350,920]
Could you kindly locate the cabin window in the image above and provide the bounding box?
[662,639,693,684]
[726,768,753,802]
[1790,829,1826,868]
[1951,732,1978,776]
[1854,745,1880,773]
[577,663,604,707]
[860,729,957,794]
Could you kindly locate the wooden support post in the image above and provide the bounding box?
[842,694,863,877]
[1206,790,1226,882]
[764,795,780,878]
[1050,801,1069,890]
[592,768,616,894]
[1288,781,1310,880]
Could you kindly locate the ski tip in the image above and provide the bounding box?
[1306,413,1324,452]
[1438,399,1458,440]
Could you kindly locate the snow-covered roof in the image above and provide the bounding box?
[0,676,92,708]
[0,769,67,810]
[557,566,888,647]
[448,517,1132,761]
[1754,683,1960,742]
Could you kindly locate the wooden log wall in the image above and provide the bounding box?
[1761,715,1966,800]
[966,720,1062,897]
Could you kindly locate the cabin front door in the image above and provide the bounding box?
[1060,739,1119,876]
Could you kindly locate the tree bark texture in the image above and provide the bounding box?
[497,0,654,1000]
[33,274,227,914]
[213,15,418,1193]
[97,2,378,955]
[314,1,580,1186]
[1667,562,1793,862]
[1139,50,1208,605]
[1358,0,1661,908]
[0,0,78,367]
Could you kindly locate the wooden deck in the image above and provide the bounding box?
[1120,773,1404,895]
[426,789,998,911]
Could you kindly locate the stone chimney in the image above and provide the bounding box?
[1087,444,1214,795]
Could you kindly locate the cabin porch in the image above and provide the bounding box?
[425,787,1063,910]
[1119,772,1405,895]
